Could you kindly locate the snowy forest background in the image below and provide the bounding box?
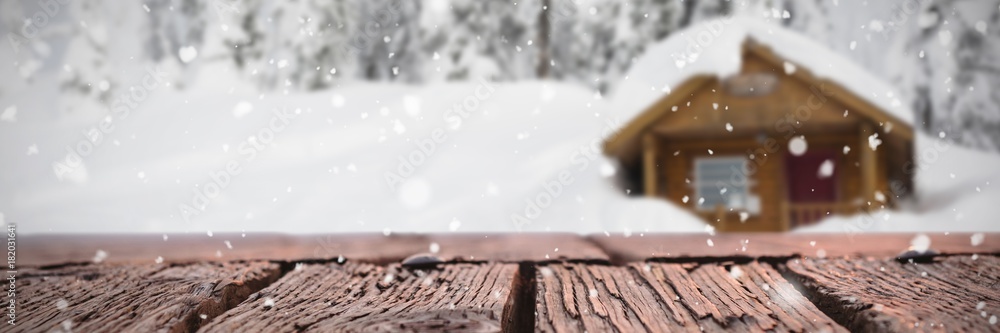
[2,0,1000,150]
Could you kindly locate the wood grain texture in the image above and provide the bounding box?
[534,261,846,332]
[198,263,518,332]
[592,233,1000,263]
[15,261,280,333]
[20,233,428,267]
[428,233,609,262]
[20,233,607,267]
[785,255,1000,332]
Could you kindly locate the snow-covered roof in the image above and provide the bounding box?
[612,16,914,127]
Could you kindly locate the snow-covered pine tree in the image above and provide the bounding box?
[61,0,115,107]
[284,0,357,89]
[144,0,208,90]
[890,0,1000,150]
[422,0,537,82]
[355,0,423,83]
[550,0,682,93]
[946,0,1000,150]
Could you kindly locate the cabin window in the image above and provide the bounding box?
[694,157,751,211]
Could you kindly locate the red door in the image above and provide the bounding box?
[785,150,837,226]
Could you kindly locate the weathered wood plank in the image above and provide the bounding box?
[591,233,1000,263]
[428,234,609,262]
[21,233,607,267]
[784,255,1000,332]
[15,261,281,333]
[199,263,518,332]
[534,261,846,332]
[20,233,430,267]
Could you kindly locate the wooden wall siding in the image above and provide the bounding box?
[15,261,281,333]
[661,140,785,232]
[657,132,869,231]
[643,134,659,197]
[648,51,865,140]
[534,262,847,332]
[785,256,1000,332]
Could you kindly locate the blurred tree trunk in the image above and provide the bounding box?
[536,0,551,78]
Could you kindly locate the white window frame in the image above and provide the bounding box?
[693,156,753,212]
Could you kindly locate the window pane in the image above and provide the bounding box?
[695,157,748,210]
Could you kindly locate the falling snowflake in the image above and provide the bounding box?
[93,250,108,263]
[398,178,431,208]
[331,94,346,108]
[263,298,276,308]
[178,46,198,63]
[403,95,421,116]
[392,119,406,134]
[868,133,882,151]
[232,101,253,118]
[0,105,15,122]
[818,160,834,178]
[56,299,69,310]
[729,266,743,279]
[599,163,616,177]
[783,61,797,75]
[789,136,808,156]
[910,234,931,252]
[971,233,985,246]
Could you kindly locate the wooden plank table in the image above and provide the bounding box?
[11,233,1000,332]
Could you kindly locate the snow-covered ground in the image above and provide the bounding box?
[2,72,998,235]
[1,69,715,234]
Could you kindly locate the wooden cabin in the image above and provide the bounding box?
[604,40,914,232]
